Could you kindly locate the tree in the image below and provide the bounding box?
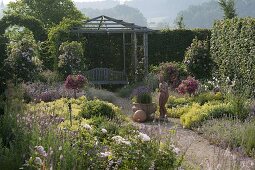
[218,0,237,19]
[4,0,84,28]
[175,15,185,29]
[4,26,42,82]
[58,41,85,77]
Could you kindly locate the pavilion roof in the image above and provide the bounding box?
[71,15,154,34]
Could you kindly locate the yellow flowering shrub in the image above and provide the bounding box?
[180,102,232,128]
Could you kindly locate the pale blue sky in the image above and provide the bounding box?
[2,0,131,5]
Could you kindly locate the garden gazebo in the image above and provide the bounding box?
[71,15,154,85]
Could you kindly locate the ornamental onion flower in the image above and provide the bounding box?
[34,146,47,157]
[112,136,131,145]
[138,132,150,142]
[101,128,107,134]
[81,123,92,131]
[100,151,111,158]
[34,157,43,166]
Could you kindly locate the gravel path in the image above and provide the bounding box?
[88,88,255,170]
[109,93,255,170]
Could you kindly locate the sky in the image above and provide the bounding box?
[2,0,131,5]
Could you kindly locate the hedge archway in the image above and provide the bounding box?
[0,14,47,41]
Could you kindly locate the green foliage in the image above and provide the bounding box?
[3,26,42,82]
[0,86,31,170]
[200,118,255,158]
[148,29,211,65]
[152,62,188,89]
[0,14,47,41]
[168,104,192,118]
[38,70,60,84]
[167,92,224,118]
[180,101,232,128]
[5,0,84,28]
[218,0,237,19]
[184,37,213,79]
[0,35,8,94]
[211,17,255,98]
[117,82,144,98]
[226,93,250,120]
[58,41,85,77]
[175,15,185,29]
[167,95,191,108]
[26,97,179,169]
[133,93,152,104]
[48,18,83,70]
[144,73,159,91]
[193,92,223,105]
[80,100,119,119]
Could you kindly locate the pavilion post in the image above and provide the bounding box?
[133,32,138,81]
[123,33,126,74]
[143,33,148,76]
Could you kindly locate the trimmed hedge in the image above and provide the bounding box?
[148,29,211,65]
[211,17,255,98]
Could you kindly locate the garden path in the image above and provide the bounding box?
[105,91,255,170]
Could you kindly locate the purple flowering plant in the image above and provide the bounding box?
[131,86,152,104]
[176,76,199,96]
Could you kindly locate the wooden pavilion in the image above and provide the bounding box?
[71,15,154,85]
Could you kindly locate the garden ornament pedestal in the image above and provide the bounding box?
[132,103,157,121]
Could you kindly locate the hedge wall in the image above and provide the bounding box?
[47,27,210,77]
[148,29,211,65]
[82,29,210,72]
[211,17,255,97]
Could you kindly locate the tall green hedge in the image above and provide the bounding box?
[148,29,211,65]
[48,27,210,76]
[211,17,255,97]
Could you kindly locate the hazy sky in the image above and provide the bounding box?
[2,0,131,5]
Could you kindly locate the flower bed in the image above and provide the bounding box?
[7,97,181,169]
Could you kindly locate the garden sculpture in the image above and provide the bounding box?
[159,75,169,119]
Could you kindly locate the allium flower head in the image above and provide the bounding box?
[34,157,43,166]
[100,151,112,158]
[101,128,107,134]
[35,146,47,157]
[112,135,131,145]
[81,123,92,131]
[138,132,150,142]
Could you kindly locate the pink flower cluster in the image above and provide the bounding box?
[176,76,199,96]
[65,75,87,90]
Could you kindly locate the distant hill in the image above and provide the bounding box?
[80,5,147,26]
[177,0,255,29]
[75,0,210,27]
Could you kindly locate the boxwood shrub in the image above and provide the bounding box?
[79,99,119,119]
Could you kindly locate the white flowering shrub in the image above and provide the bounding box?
[58,41,85,77]
[4,26,42,81]
[184,37,213,80]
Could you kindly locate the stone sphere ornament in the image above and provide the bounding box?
[132,110,147,123]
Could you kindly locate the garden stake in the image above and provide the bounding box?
[68,102,72,126]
